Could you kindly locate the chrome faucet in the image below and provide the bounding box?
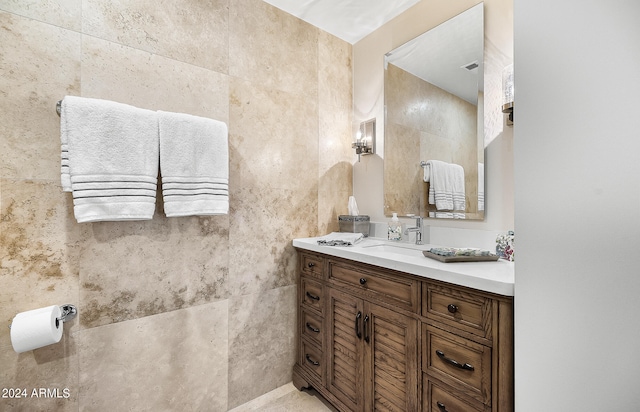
[404,216,423,245]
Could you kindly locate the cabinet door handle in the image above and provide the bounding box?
[359,277,367,285]
[447,304,458,313]
[305,291,320,301]
[435,350,475,371]
[305,322,320,333]
[307,262,315,268]
[305,354,320,366]
[436,401,449,412]
[364,315,370,343]
[355,311,362,339]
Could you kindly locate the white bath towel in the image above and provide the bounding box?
[60,96,159,223]
[450,163,466,212]
[424,160,465,212]
[158,111,229,217]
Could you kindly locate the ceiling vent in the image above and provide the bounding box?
[461,61,479,71]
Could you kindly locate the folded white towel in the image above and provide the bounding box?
[60,142,71,192]
[450,163,466,212]
[426,160,453,210]
[60,96,159,223]
[317,232,364,246]
[158,111,229,217]
[424,160,465,212]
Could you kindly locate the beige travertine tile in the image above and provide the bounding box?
[78,214,230,328]
[229,78,318,192]
[81,35,229,122]
[0,179,84,347]
[0,12,81,180]
[77,300,228,411]
[228,186,316,296]
[229,0,318,97]
[0,326,79,412]
[82,0,229,73]
[318,107,352,183]
[318,31,352,112]
[227,286,296,409]
[318,107,352,234]
[0,0,81,31]
[384,122,421,215]
[1,0,354,410]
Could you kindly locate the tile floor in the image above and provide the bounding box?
[230,382,337,412]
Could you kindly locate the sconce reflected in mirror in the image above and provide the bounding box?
[502,64,514,126]
[353,118,376,161]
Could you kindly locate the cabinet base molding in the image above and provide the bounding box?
[293,366,351,412]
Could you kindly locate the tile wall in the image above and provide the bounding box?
[0,0,353,410]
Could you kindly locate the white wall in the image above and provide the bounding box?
[514,1,640,410]
[353,0,514,233]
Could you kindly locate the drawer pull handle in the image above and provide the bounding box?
[307,262,315,268]
[305,354,320,366]
[306,291,320,301]
[355,311,362,339]
[305,322,320,333]
[436,401,448,412]
[436,350,475,371]
[359,277,367,285]
[447,304,458,313]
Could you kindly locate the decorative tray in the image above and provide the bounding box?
[422,250,500,263]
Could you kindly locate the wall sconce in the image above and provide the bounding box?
[502,64,514,126]
[353,118,376,161]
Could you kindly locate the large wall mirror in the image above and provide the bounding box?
[384,3,484,220]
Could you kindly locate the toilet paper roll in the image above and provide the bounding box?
[10,305,63,353]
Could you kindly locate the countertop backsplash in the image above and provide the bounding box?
[367,222,503,252]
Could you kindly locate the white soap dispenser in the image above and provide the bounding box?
[388,213,402,241]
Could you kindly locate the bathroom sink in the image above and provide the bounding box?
[362,243,426,257]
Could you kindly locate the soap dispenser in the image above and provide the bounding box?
[388,213,402,241]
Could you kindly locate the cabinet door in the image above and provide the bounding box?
[364,302,419,412]
[328,289,365,411]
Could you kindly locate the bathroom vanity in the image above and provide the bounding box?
[292,237,514,412]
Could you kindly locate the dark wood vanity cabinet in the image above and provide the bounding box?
[293,250,513,412]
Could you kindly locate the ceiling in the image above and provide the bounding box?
[262,0,420,44]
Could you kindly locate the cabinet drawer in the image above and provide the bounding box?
[299,339,324,382]
[301,309,324,347]
[301,253,324,278]
[425,378,488,412]
[328,260,418,312]
[301,276,324,315]
[423,283,492,339]
[423,325,492,405]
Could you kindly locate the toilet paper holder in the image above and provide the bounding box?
[58,304,77,325]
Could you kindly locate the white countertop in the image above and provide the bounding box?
[293,237,515,296]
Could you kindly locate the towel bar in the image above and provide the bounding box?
[56,100,62,116]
